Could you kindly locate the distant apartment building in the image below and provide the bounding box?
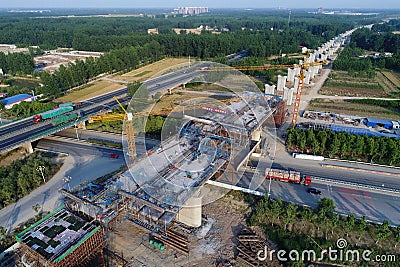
[174,7,209,15]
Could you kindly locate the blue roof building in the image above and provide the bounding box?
[1,94,34,109]
[364,118,393,129]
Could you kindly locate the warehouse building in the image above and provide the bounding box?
[1,94,35,109]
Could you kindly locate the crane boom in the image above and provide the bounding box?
[112,96,136,162]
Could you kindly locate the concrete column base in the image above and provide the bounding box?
[176,196,202,228]
[22,142,33,154]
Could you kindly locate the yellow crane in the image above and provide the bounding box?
[88,97,137,162]
[202,55,329,126]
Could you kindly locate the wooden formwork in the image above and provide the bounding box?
[54,228,106,267]
[152,229,190,256]
[235,228,282,267]
[17,228,106,267]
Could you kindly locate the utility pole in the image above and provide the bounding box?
[74,119,80,141]
[64,176,72,191]
[36,166,46,183]
[267,175,272,200]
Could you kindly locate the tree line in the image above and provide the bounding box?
[248,196,400,266]
[0,52,35,75]
[0,11,364,51]
[334,26,400,73]
[286,128,400,166]
[2,101,55,118]
[38,42,163,97]
[347,99,400,108]
[0,152,61,210]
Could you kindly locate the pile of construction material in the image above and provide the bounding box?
[236,228,282,267]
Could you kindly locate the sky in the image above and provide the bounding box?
[1,0,400,9]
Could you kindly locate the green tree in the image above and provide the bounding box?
[375,220,392,244]
[282,202,298,231]
[127,81,143,97]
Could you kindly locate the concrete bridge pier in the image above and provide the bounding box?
[22,141,34,154]
[176,196,202,228]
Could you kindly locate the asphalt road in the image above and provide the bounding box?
[0,89,130,152]
[0,135,160,231]
[218,169,400,225]
[0,63,209,153]
[0,139,125,231]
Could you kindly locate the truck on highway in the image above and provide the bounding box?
[33,102,83,123]
[265,168,312,185]
[52,113,78,126]
[292,153,324,161]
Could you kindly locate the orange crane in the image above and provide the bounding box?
[202,55,329,126]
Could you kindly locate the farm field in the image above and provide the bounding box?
[113,57,190,82]
[380,70,400,88]
[319,70,388,97]
[56,81,126,102]
[308,98,400,120]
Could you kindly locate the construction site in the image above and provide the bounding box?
[6,31,353,267]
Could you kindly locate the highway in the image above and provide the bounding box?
[0,62,209,153]
[0,135,158,231]
[215,168,400,225]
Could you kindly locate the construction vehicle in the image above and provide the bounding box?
[265,168,312,185]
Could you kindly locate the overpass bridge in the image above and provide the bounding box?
[0,62,211,154]
[60,90,276,254]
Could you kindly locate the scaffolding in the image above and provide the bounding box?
[16,207,106,267]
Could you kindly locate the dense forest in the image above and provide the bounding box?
[0,10,372,53]
[286,128,400,166]
[0,52,35,75]
[0,10,383,98]
[333,22,400,73]
[37,42,163,96]
[0,152,61,210]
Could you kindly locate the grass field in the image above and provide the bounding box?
[113,57,190,82]
[309,98,400,120]
[320,70,388,97]
[56,81,126,102]
[381,71,400,87]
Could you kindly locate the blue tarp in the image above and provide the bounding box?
[1,94,32,105]
[365,118,393,129]
[329,124,400,139]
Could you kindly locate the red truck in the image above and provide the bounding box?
[109,153,119,159]
[265,168,312,186]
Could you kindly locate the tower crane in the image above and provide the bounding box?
[112,96,136,162]
[201,54,329,126]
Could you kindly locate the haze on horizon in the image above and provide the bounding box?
[2,0,400,9]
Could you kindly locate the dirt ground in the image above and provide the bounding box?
[318,70,391,97]
[107,193,252,267]
[308,99,400,120]
[34,51,102,73]
[0,147,29,167]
